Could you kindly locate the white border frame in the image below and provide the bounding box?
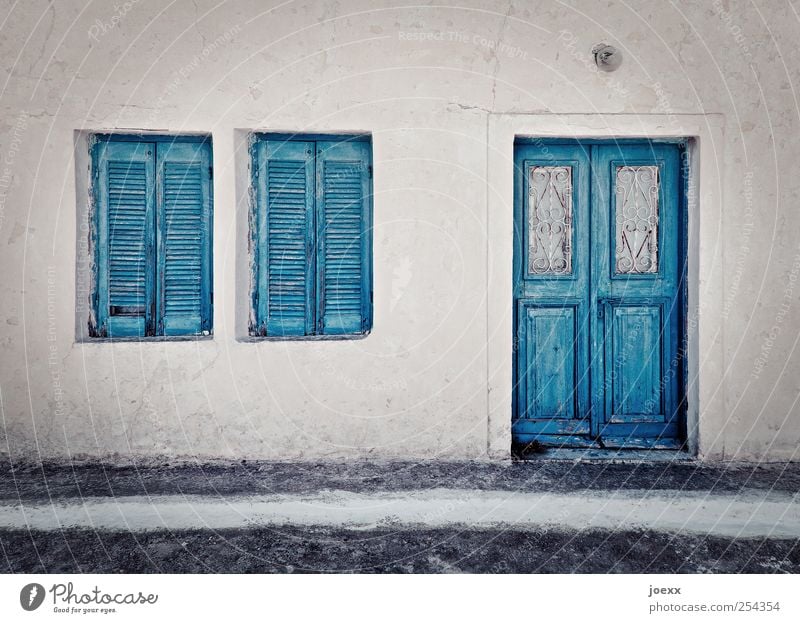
[486,113,725,459]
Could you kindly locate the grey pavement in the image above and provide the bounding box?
[1,457,798,573]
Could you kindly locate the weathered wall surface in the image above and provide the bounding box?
[0,0,798,460]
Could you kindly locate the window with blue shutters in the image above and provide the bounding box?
[250,134,372,338]
[90,135,213,338]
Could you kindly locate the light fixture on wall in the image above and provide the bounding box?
[592,43,622,72]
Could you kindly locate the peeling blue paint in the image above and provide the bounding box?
[250,134,373,338]
[513,140,686,450]
[91,135,213,338]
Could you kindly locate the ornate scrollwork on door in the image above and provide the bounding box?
[615,165,659,274]
[528,166,573,275]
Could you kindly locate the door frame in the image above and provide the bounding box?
[486,113,726,459]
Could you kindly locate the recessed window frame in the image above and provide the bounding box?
[248,132,373,340]
[88,133,213,340]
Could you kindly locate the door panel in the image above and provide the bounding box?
[513,144,591,444]
[604,300,665,422]
[529,306,576,419]
[513,140,685,450]
[590,143,683,447]
[517,301,583,421]
[529,306,575,418]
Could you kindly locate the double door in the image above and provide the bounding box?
[513,140,686,449]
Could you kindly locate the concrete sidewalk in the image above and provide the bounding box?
[1,458,799,573]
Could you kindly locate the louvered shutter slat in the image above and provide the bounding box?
[316,141,371,335]
[157,141,212,336]
[256,140,315,336]
[97,141,156,337]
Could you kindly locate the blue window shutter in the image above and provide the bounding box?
[315,140,371,335]
[95,140,156,337]
[156,140,213,336]
[255,140,315,336]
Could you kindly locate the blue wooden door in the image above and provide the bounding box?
[513,143,592,444]
[513,140,685,450]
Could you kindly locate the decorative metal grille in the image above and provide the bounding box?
[528,166,572,275]
[615,165,659,274]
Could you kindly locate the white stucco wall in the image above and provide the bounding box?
[0,0,798,461]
